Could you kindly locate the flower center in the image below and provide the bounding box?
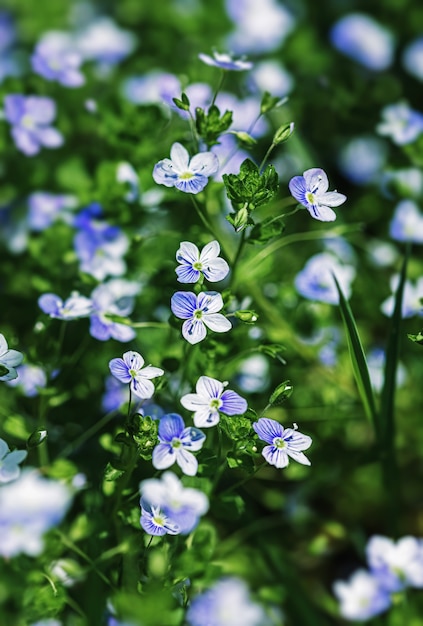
[21,114,35,129]
[171,437,182,449]
[129,368,138,378]
[179,171,194,180]
[193,309,203,320]
[210,398,222,410]
[152,513,165,527]
[274,437,286,450]
[193,261,203,270]
[306,191,315,205]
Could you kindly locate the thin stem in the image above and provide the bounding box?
[190,195,219,239]
[188,109,199,153]
[128,321,168,329]
[60,409,118,458]
[211,70,226,107]
[230,226,247,288]
[266,204,301,224]
[56,531,116,590]
[258,142,276,173]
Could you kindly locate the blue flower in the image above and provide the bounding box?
[403,37,423,81]
[6,363,47,397]
[28,191,76,231]
[294,253,356,305]
[366,535,423,591]
[176,241,229,283]
[390,199,423,243]
[289,168,346,222]
[89,278,140,342]
[38,292,93,320]
[330,13,394,71]
[253,418,312,468]
[181,375,247,427]
[0,333,24,381]
[4,94,64,156]
[153,143,219,194]
[31,33,85,88]
[381,275,423,318]
[0,438,27,483]
[333,569,391,622]
[377,102,423,145]
[198,51,253,71]
[109,350,164,400]
[186,577,269,626]
[152,413,205,476]
[140,471,209,535]
[171,291,231,344]
[75,17,137,66]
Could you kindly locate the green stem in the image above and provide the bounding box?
[190,196,219,239]
[60,409,118,458]
[230,223,247,288]
[128,321,168,329]
[56,531,116,590]
[258,142,276,173]
[211,70,226,106]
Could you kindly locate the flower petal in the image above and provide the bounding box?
[122,351,144,371]
[176,241,200,265]
[199,240,220,262]
[180,392,206,412]
[262,445,289,468]
[202,313,232,333]
[193,407,220,427]
[176,448,198,476]
[176,265,201,283]
[253,417,283,444]
[307,204,337,222]
[189,151,219,177]
[0,439,9,459]
[197,291,223,314]
[220,390,248,415]
[170,142,190,171]
[286,449,311,466]
[171,291,197,319]
[131,376,155,399]
[182,319,207,344]
[152,443,176,470]
[284,430,313,451]
[153,159,179,187]
[180,427,206,451]
[201,257,230,282]
[109,357,132,383]
[288,175,307,205]
[303,168,328,194]
[196,375,224,400]
[38,293,62,316]
[158,413,184,442]
[139,365,164,380]
[319,191,347,207]
[0,349,24,368]
[174,175,209,194]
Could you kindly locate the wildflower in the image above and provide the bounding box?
[186,577,269,626]
[381,275,423,318]
[403,37,423,81]
[28,191,76,231]
[176,241,229,283]
[0,438,27,483]
[31,32,85,87]
[171,291,231,344]
[390,199,423,243]
[89,278,140,342]
[122,71,182,108]
[38,292,93,320]
[289,168,346,222]
[294,253,356,304]
[4,94,63,156]
[116,162,139,202]
[333,569,391,622]
[0,469,73,557]
[153,142,219,194]
[6,363,47,397]
[109,350,163,400]
[330,13,394,71]
[140,471,209,535]
[198,51,253,71]
[338,136,387,185]
[181,375,247,427]
[253,418,312,468]
[366,535,423,592]
[0,333,24,381]
[152,413,205,476]
[377,102,423,145]
[140,499,180,536]
[75,16,136,66]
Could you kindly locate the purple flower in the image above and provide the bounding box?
[6,364,47,397]
[109,350,163,400]
[381,275,423,318]
[140,471,209,535]
[180,375,247,428]
[89,278,140,342]
[153,143,219,194]
[330,13,394,71]
[253,418,312,468]
[390,199,423,243]
[294,253,356,305]
[377,102,423,145]
[176,241,229,283]
[122,71,181,108]
[171,291,231,345]
[333,569,391,622]
[152,413,205,476]
[38,292,93,320]
[289,168,346,222]
[31,32,85,87]
[198,51,253,71]
[139,499,180,536]
[403,37,423,81]
[28,192,75,231]
[0,333,24,382]
[366,535,423,592]
[0,438,27,483]
[75,17,136,66]
[4,94,64,156]
[186,577,268,626]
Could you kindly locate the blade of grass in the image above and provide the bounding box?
[333,274,379,436]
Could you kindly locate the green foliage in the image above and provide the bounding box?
[195,105,233,147]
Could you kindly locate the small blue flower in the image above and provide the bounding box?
[198,51,253,71]
[289,168,346,222]
[0,438,27,483]
[381,275,423,319]
[153,142,219,194]
[377,102,423,145]
[176,241,229,283]
[181,375,247,428]
[28,192,76,231]
[140,471,209,535]
[253,418,312,468]
[89,279,140,342]
[403,37,423,81]
[4,94,64,156]
[6,363,47,397]
[366,535,423,591]
[390,199,423,243]
[0,333,24,381]
[333,569,391,622]
[171,291,231,344]
[294,253,356,305]
[109,350,164,400]
[330,13,394,71]
[152,413,205,476]
[31,33,85,88]
[38,292,93,321]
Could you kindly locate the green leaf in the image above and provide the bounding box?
[27,428,48,449]
[260,91,288,114]
[333,274,379,433]
[248,216,285,244]
[223,158,279,217]
[195,105,233,147]
[272,122,295,145]
[408,330,423,345]
[234,309,259,323]
[268,380,293,406]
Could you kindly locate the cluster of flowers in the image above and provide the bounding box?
[334,535,423,621]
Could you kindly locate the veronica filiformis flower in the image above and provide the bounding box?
[176,241,229,283]
[181,376,247,427]
[289,168,346,222]
[253,418,312,468]
[170,291,231,344]
[0,333,24,381]
[152,413,205,476]
[109,351,163,400]
[153,142,219,194]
